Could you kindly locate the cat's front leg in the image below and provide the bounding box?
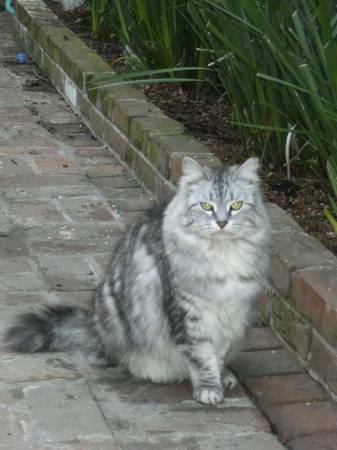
[183,340,223,405]
[175,311,223,405]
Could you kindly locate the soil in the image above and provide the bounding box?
[44,1,336,255]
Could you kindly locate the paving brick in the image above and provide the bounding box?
[85,161,127,178]
[0,256,32,273]
[91,377,270,437]
[32,154,80,174]
[292,269,337,347]
[308,332,337,396]
[38,254,99,291]
[5,181,99,199]
[119,433,286,450]
[0,155,36,176]
[10,198,65,225]
[0,145,59,156]
[231,349,302,379]
[242,327,283,351]
[264,401,337,442]
[0,121,57,146]
[0,401,25,449]
[70,145,112,159]
[91,175,140,194]
[0,87,25,107]
[30,237,119,256]
[26,222,122,242]
[0,233,28,258]
[63,441,121,450]
[57,195,115,222]
[0,173,88,189]
[244,373,327,407]
[21,379,113,446]
[0,106,31,117]
[0,272,46,292]
[0,354,80,382]
[0,212,12,235]
[287,431,337,450]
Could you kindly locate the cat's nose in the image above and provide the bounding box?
[217,221,227,229]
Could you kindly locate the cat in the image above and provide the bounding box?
[4,157,270,405]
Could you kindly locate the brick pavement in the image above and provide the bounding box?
[1,11,337,450]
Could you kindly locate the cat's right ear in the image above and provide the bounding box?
[181,157,206,182]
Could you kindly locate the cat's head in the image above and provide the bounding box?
[176,157,266,239]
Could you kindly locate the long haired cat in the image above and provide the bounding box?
[4,157,270,405]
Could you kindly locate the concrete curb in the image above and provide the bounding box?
[14,0,337,398]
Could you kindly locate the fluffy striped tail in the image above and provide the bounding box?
[4,304,93,353]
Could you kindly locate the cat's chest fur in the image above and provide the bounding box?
[169,231,262,298]
[167,233,262,348]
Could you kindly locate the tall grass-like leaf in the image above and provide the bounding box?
[189,0,337,227]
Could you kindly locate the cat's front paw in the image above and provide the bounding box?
[193,386,224,405]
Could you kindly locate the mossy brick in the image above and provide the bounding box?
[103,120,130,160]
[309,332,337,396]
[47,32,111,88]
[147,134,212,179]
[133,153,158,196]
[111,99,165,135]
[292,268,337,348]
[130,116,185,156]
[270,292,312,361]
[87,85,146,119]
[124,144,136,168]
[15,0,36,29]
[270,211,336,297]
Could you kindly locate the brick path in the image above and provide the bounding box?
[1,12,337,450]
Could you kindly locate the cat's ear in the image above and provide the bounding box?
[236,157,260,182]
[181,157,206,182]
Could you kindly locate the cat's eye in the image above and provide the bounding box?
[200,202,213,211]
[231,201,243,211]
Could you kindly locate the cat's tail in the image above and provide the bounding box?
[4,304,95,353]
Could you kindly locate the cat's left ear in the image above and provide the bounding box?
[181,157,207,182]
[236,157,260,182]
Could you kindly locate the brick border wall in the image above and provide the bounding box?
[14,0,337,399]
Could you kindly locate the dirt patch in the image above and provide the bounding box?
[43,1,336,255]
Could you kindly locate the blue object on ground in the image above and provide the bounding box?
[5,0,15,14]
[16,51,27,64]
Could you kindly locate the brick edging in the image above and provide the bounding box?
[14,0,337,399]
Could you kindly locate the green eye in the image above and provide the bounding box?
[231,201,243,211]
[200,202,213,211]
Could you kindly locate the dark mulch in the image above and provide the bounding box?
[44,1,336,255]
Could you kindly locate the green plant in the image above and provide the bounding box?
[188,0,337,225]
[88,0,211,87]
[89,0,113,39]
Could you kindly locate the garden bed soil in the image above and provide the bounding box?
[44,1,336,255]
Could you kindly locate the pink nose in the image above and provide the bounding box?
[217,221,227,229]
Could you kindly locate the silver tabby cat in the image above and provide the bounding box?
[5,157,270,405]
